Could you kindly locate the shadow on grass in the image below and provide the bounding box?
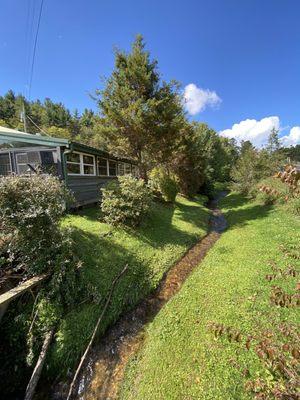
[221,192,250,210]
[223,202,274,229]
[135,200,209,249]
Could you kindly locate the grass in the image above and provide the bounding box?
[120,193,300,400]
[46,195,209,377]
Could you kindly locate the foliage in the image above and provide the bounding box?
[172,122,238,198]
[95,35,186,178]
[149,167,178,202]
[231,145,284,195]
[120,193,299,400]
[286,196,300,216]
[266,127,281,153]
[0,90,98,145]
[0,174,73,275]
[0,175,81,397]
[101,175,151,226]
[257,165,300,213]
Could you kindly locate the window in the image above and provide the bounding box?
[0,153,11,176]
[125,163,131,175]
[66,152,95,176]
[109,160,117,176]
[82,154,95,175]
[16,151,41,174]
[97,157,108,176]
[132,165,139,177]
[118,162,125,176]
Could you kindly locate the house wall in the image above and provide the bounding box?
[0,145,137,207]
[66,175,115,205]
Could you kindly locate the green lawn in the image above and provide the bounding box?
[120,193,300,400]
[47,195,209,376]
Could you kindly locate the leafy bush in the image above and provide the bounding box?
[101,175,151,226]
[256,190,278,205]
[286,197,300,216]
[149,167,179,202]
[255,167,300,213]
[0,174,72,275]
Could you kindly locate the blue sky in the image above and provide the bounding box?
[1,0,300,146]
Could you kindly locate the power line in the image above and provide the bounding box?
[28,0,44,100]
[26,114,49,136]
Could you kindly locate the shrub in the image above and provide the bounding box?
[0,174,72,275]
[286,197,300,216]
[149,167,179,203]
[101,175,151,227]
[256,189,278,205]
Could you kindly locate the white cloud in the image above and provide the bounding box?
[280,126,300,147]
[183,83,221,115]
[219,116,280,148]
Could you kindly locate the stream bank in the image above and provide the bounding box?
[62,192,227,400]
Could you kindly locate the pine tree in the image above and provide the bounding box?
[96,35,186,178]
[267,127,281,153]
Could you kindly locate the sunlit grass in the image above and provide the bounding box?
[47,195,209,377]
[120,193,300,400]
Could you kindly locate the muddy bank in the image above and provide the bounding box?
[56,193,227,400]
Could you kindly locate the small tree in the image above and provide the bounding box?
[267,127,281,153]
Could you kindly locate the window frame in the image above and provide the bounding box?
[16,152,41,175]
[66,151,96,176]
[97,157,109,177]
[108,159,117,177]
[124,163,131,175]
[118,162,125,176]
[0,152,12,176]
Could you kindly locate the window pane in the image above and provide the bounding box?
[16,153,28,164]
[83,154,94,165]
[125,163,131,174]
[67,163,80,174]
[118,163,125,176]
[98,166,108,176]
[84,165,94,175]
[109,161,117,176]
[0,154,11,176]
[97,158,108,175]
[28,151,40,163]
[132,166,138,177]
[67,153,80,163]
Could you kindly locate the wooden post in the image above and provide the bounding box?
[66,264,128,400]
[0,275,47,323]
[24,328,54,400]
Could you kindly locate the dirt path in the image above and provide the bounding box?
[68,193,227,400]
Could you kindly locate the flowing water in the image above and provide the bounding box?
[60,193,227,400]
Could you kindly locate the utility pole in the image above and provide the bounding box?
[21,102,27,132]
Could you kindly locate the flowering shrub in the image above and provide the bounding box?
[101,175,151,227]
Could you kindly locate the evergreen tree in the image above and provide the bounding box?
[96,35,186,178]
[267,127,281,153]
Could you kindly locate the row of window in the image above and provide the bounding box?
[66,152,138,177]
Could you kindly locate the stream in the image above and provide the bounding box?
[58,192,227,400]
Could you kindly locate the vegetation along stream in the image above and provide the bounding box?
[61,192,228,400]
